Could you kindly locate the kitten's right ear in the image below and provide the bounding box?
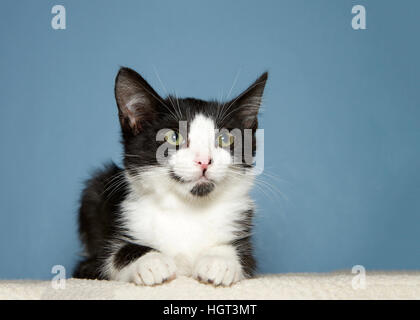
[115,67,162,135]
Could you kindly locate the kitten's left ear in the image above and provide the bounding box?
[115,67,162,136]
[229,72,268,129]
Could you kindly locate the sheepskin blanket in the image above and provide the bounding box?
[1,271,419,300]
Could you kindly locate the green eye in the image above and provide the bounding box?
[164,130,184,146]
[216,132,234,148]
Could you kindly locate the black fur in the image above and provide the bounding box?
[73,67,267,280]
[169,170,186,183]
[114,243,153,269]
[75,163,129,278]
[232,209,256,277]
[190,182,215,197]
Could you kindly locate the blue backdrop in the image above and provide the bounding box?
[1,0,419,279]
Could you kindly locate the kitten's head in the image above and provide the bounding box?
[115,67,267,199]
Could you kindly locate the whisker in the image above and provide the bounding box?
[153,66,182,120]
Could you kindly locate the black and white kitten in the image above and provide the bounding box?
[74,67,268,286]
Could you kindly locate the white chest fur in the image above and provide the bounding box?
[121,186,252,270]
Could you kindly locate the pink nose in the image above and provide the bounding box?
[195,157,212,170]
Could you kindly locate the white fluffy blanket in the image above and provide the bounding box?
[1,272,419,300]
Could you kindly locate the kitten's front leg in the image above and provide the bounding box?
[193,245,245,286]
[109,243,176,286]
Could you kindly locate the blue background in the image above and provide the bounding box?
[1,0,419,279]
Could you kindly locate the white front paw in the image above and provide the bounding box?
[193,255,244,286]
[131,252,176,286]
